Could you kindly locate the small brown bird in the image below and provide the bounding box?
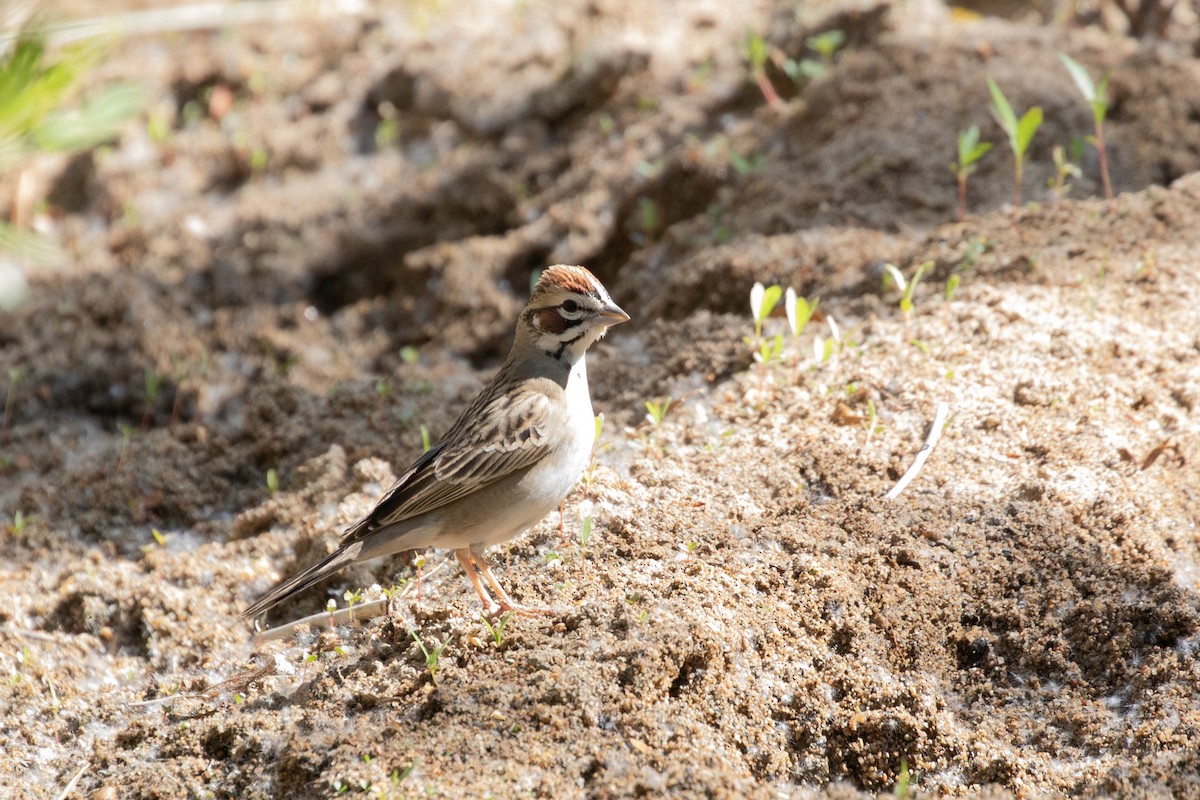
[243,266,628,620]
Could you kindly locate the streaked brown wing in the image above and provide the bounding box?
[340,384,559,544]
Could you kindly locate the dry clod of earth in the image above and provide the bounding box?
[2,1,1200,798]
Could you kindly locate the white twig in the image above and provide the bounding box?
[884,401,949,500]
[0,625,80,645]
[54,762,88,800]
[2,1,368,48]
[256,554,452,642]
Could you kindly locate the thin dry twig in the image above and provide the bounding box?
[54,761,88,800]
[884,401,949,500]
[0,625,82,645]
[255,554,453,642]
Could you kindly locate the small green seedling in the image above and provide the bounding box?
[883,261,932,324]
[645,397,671,427]
[479,612,513,647]
[749,282,783,341]
[1059,53,1114,209]
[1048,144,1082,198]
[745,31,781,107]
[894,758,913,798]
[812,314,841,364]
[343,588,363,617]
[638,197,661,243]
[987,78,1042,211]
[419,424,431,453]
[729,148,765,177]
[754,333,784,365]
[784,288,819,338]
[7,511,28,536]
[408,629,446,685]
[579,515,593,576]
[266,468,279,494]
[944,273,961,302]
[142,367,163,429]
[784,29,846,82]
[863,399,884,446]
[685,540,699,560]
[952,125,992,221]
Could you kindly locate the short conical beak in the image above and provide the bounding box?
[599,303,630,325]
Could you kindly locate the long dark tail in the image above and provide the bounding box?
[241,541,363,619]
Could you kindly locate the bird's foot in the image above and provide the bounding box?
[486,600,562,619]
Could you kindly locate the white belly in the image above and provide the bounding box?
[421,357,595,550]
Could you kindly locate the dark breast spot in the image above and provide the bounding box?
[537,308,568,335]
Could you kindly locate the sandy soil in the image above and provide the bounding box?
[2,0,1200,797]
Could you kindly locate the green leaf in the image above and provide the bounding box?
[986,78,1017,143]
[958,125,992,168]
[1094,72,1110,125]
[33,82,144,154]
[1015,107,1042,155]
[1058,54,1095,101]
[758,284,782,322]
[746,32,767,70]
[958,125,979,164]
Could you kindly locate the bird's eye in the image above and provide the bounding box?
[561,299,580,314]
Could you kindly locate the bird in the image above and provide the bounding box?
[243,265,629,621]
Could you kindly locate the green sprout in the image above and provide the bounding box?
[343,588,363,614]
[1059,53,1114,209]
[784,288,819,338]
[783,29,845,83]
[749,282,783,340]
[479,612,512,647]
[579,515,593,576]
[755,334,784,365]
[7,510,28,537]
[644,397,671,427]
[805,29,845,72]
[728,148,765,177]
[944,273,961,302]
[638,197,661,243]
[142,367,163,429]
[744,31,781,108]
[952,125,992,221]
[419,424,431,453]
[685,540,699,560]
[266,468,279,494]
[408,628,447,686]
[151,527,166,546]
[883,261,933,324]
[894,758,913,798]
[812,314,841,365]
[863,399,884,446]
[1048,143,1082,199]
[987,77,1043,211]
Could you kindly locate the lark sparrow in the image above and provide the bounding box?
[243,266,629,620]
